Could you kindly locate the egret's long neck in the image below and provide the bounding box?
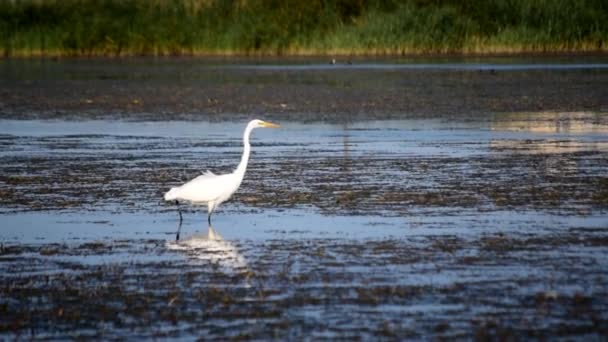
[235,124,253,177]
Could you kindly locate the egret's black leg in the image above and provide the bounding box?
[207,213,212,225]
[175,200,183,241]
[176,221,182,242]
[176,200,183,224]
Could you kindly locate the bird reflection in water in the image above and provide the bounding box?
[168,222,247,270]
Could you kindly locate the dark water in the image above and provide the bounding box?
[1,58,607,339]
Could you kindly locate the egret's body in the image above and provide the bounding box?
[164,119,279,223]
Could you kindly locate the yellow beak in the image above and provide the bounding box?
[260,121,280,128]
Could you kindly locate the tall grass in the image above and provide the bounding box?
[1,0,607,57]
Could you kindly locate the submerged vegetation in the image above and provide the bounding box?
[0,0,607,57]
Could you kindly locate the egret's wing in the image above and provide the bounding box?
[174,173,234,203]
[165,170,216,201]
[201,170,216,177]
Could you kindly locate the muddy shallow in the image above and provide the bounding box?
[1,57,607,339]
[1,56,607,121]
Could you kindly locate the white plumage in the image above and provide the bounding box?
[164,119,280,223]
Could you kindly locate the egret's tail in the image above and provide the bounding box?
[164,187,180,201]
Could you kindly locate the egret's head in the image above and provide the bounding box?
[251,119,280,129]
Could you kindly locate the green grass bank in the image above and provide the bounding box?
[1,0,607,57]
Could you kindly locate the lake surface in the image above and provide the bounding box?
[1,57,607,339]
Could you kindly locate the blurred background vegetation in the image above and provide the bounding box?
[1,0,607,57]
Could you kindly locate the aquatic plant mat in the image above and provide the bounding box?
[2,231,607,339]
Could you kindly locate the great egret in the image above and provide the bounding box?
[164,119,280,224]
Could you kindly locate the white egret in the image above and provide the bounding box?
[164,119,280,224]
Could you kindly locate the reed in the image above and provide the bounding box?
[1,0,606,57]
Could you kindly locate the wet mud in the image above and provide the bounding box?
[1,58,607,339]
[0,57,607,121]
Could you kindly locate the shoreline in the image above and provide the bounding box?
[3,49,607,60]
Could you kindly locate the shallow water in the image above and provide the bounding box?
[1,57,608,339]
